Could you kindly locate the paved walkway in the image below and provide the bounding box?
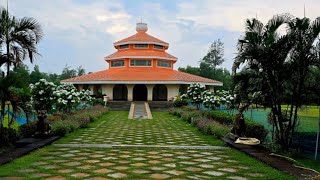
[133,102,148,119]
[0,111,291,179]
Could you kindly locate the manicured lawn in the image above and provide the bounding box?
[0,111,292,179]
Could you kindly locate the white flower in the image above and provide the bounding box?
[39,90,44,95]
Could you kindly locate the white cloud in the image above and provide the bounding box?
[4,0,320,74]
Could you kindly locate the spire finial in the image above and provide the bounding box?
[136,21,148,33]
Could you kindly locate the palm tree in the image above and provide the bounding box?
[0,7,43,127]
[0,7,43,75]
[233,14,294,148]
[233,14,320,149]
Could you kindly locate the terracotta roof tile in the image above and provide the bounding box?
[114,32,168,46]
[61,68,222,85]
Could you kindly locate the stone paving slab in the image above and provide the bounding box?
[0,146,276,179]
[53,143,228,150]
[59,112,212,146]
[0,112,292,179]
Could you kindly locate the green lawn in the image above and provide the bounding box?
[0,111,292,179]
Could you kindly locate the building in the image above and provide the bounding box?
[61,23,222,101]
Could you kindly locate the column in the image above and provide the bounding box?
[166,84,180,101]
[102,84,114,100]
[126,84,134,101]
[146,84,155,101]
[78,84,83,91]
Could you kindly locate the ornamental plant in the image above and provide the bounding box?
[53,84,81,113]
[29,79,56,112]
[185,83,206,109]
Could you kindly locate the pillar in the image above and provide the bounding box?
[126,84,134,101]
[78,84,83,91]
[146,84,155,101]
[102,84,114,100]
[166,84,180,101]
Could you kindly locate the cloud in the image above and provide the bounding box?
[5,0,320,74]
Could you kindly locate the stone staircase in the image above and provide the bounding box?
[128,102,153,119]
[106,101,131,111]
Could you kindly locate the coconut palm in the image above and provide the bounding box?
[233,14,320,149]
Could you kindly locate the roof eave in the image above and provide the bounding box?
[61,80,223,86]
[114,41,169,47]
[104,56,178,61]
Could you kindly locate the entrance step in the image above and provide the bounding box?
[129,102,152,119]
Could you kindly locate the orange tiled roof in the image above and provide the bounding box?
[105,49,177,60]
[114,32,169,46]
[61,68,222,85]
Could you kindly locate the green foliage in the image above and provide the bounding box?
[173,96,188,107]
[0,127,19,147]
[170,107,268,141]
[50,105,108,136]
[19,121,37,138]
[207,122,230,138]
[179,63,233,90]
[233,14,320,149]
[201,39,225,69]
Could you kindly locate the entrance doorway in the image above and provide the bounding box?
[133,84,147,101]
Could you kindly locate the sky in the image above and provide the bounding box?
[2,0,320,74]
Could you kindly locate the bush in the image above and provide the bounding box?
[207,122,230,138]
[19,121,37,138]
[203,110,234,125]
[168,108,183,117]
[205,110,268,141]
[50,105,108,136]
[173,98,188,107]
[0,127,19,147]
[170,107,269,141]
[245,119,269,142]
[51,120,78,136]
[180,110,202,123]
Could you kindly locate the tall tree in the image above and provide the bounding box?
[233,14,320,149]
[0,7,43,75]
[0,7,43,126]
[201,39,225,74]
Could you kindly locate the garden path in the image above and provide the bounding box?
[0,111,291,179]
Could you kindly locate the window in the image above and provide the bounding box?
[111,60,125,67]
[134,44,148,48]
[119,44,129,49]
[154,44,164,49]
[130,60,151,66]
[157,60,171,68]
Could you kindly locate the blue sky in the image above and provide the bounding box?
[2,0,319,74]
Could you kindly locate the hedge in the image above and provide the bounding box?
[169,107,268,141]
[50,105,109,136]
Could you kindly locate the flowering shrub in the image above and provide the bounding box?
[53,84,80,112]
[29,79,56,112]
[184,83,206,108]
[178,83,236,110]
